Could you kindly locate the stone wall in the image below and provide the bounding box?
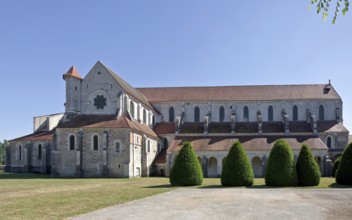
[54,128,135,177]
[5,140,51,173]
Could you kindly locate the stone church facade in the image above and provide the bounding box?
[5,61,350,178]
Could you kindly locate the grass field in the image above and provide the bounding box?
[0,172,350,220]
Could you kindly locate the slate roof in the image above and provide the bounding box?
[137,84,340,103]
[57,114,157,138]
[99,62,154,110]
[10,130,55,142]
[168,136,327,152]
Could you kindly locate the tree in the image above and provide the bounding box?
[335,143,352,185]
[310,0,350,24]
[296,144,320,186]
[221,141,254,187]
[265,140,298,186]
[170,141,203,186]
[332,156,341,177]
[0,140,9,165]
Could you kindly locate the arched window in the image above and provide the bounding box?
[219,106,225,122]
[243,106,249,122]
[327,136,332,148]
[169,107,174,122]
[115,142,120,153]
[268,106,273,121]
[143,109,147,124]
[147,140,151,153]
[319,105,325,121]
[69,135,75,150]
[130,101,135,118]
[93,135,98,150]
[18,145,22,160]
[292,105,298,121]
[194,106,200,122]
[38,144,42,160]
[163,138,168,149]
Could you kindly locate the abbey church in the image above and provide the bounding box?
[5,61,349,178]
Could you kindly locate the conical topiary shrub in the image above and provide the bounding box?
[332,157,341,177]
[296,144,320,186]
[170,141,203,186]
[335,143,352,185]
[265,139,298,186]
[221,141,254,186]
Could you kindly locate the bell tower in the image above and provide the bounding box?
[63,66,82,115]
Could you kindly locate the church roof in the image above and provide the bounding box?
[153,148,167,164]
[167,136,327,152]
[153,120,348,135]
[10,130,55,142]
[154,123,176,134]
[317,121,349,133]
[137,84,340,103]
[57,114,157,138]
[98,61,154,110]
[63,66,82,80]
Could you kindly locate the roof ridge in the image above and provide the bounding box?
[97,62,153,109]
[136,84,331,89]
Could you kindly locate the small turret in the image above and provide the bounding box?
[63,66,82,116]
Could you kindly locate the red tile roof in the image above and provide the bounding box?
[57,114,157,137]
[153,148,167,164]
[153,123,175,134]
[168,136,327,152]
[153,121,348,135]
[137,84,340,102]
[10,130,54,142]
[317,121,349,133]
[63,66,82,80]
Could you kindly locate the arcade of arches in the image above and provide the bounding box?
[173,153,327,178]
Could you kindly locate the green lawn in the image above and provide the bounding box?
[0,172,350,220]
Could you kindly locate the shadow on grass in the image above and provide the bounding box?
[197,184,275,189]
[143,184,175,189]
[329,183,352,188]
[0,172,51,179]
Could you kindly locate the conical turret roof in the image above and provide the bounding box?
[63,66,82,80]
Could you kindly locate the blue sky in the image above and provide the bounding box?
[0,1,351,141]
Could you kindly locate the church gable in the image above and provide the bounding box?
[81,62,125,115]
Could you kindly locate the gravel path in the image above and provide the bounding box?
[69,187,352,220]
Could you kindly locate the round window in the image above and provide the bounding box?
[94,95,107,109]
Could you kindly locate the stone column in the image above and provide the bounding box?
[217,156,223,177]
[75,131,83,177]
[25,143,32,172]
[103,131,109,177]
[41,144,47,174]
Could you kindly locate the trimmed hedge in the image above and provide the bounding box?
[296,144,320,186]
[221,141,254,186]
[332,157,341,177]
[335,143,352,185]
[265,140,298,186]
[170,141,203,186]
